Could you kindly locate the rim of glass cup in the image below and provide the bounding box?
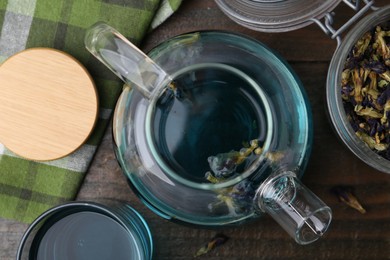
[327,5,390,173]
[16,201,153,260]
[145,62,274,191]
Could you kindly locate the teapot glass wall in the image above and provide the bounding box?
[85,23,332,245]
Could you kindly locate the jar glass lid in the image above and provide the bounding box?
[215,0,342,32]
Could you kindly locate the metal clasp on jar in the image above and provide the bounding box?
[311,0,378,47]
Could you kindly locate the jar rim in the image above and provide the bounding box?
[215,0,342,32]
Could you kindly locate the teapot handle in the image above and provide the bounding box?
[256,171,332,245]
[85,22,172,99]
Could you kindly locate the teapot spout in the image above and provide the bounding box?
[85,22,172,99]
[256,171,332,245]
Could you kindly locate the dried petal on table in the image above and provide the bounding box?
[331,186,366,214]
[194,233,229,258]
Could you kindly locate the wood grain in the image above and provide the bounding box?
[0,48,98,161]
[2,0,390,259]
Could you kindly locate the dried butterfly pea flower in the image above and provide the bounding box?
[356,131,388,151]
[342,23,390,159]
[353,31,372,58]
[380,71,390,82]
[205,139,286,215]
[378,79,388,88]
[354,105,382,118]
[374,27,390,64]
[352,68,364,104]
[331,186,366,214]
[206,160,257,215]
[205,140,260,215]
[206,139,260,179]
[194,234,229,258]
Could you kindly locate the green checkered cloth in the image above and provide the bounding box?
[0,0,181,223]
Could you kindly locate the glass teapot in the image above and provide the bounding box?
[85,23,332,245]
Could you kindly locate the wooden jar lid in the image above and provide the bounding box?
[0,48,98,161]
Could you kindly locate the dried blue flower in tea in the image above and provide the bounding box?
[205,139,287,215]
[342,22,390,159]
[209,180,257,216]
[331,186,366,214]
[206,139,261,180]
[194,233,229,258]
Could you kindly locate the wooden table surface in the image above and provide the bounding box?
[2,0,390,259]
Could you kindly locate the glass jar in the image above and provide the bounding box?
[327,5,390,173]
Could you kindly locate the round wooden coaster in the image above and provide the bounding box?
[0,48,98,161]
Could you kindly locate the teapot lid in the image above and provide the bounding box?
[0,48,98,161]
[215,0,342,32]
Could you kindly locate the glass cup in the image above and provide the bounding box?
[17,201,153,260]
